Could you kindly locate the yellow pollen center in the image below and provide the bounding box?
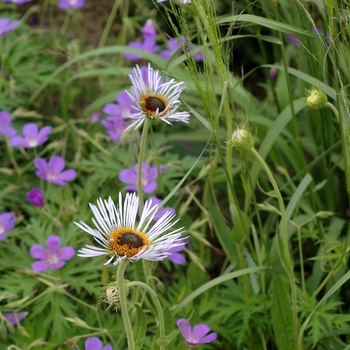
[109,228,150,257]
[140,94,168,117]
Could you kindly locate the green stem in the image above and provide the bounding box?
[117,260,134,349]
[250,147,298,349]
[326,101,339,121]
[128,281,165,350]
[137,118,151,213]
[98,0,121,48]
[59,11,71,38]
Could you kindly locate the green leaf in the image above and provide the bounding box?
[271,274,294,350]
[133,304,147,350]
[230,203,252,242]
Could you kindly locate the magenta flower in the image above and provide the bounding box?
[177,319,217,347]
[160,38,203,62]
[9,123,52,148]
[4,312,28,325]
[57,0,86,9]
[123,19,159,61]
[0,212,16,241]
[147,196,176,221]
[85,337,112,350]
[0,18,19,37]
[269,67,277,79]
[119,162,166,193]
[30,235,75,272]
[102,91,135,119]
[0,110,17,137]
[101,116,127,143]
[166,241,186,264]
[26,187,45,207]
[34,156,76,185]
[3,0,32,4]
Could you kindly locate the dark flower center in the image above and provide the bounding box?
[145,96,166,113]
[117,232,144,248]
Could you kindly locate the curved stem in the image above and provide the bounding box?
[250,147,298,348]
[117,260,134,349]
[128,281,165,350]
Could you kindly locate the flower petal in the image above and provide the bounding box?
[22,123,39,138]
[196,332,218,345]
[48,156,65,174]
[177,318,192,341]
[85,337,102,350]
[54,169,76,185]
[32,260,50,272]
[58,246,75,260]
[46,235,61,254]
[30,244,48,260]
[192,324,211,341]
[119,169,137,185]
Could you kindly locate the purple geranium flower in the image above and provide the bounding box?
[85,337,112,350]
[30,235,75,272]
[34,155,76,185]
[147,196,176,221]
[9,123,52,148]
[160,38,203,62]
[0,18,19,37]
[286,33,300,47]
[26,187,45,207]
[0,110,17,137]
[102,91,135,119]
[57,0,86,9]
[4,312,28,325]
[123,19,159,61]
[101,116,127,143]
[177,319,217,347]
[119,162,166,193]
[3,0,32,4]
[0,212,16,241]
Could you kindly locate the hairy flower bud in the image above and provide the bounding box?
[228,126,254,152]
[305,86,327,109]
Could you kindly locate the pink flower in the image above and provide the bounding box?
[177,319,217,347]
[30,235,75,272]
[57,0,86,9]
[0,212,16,241]
[10,123,52,148]
[26,187,45,207]
[34,156,76,185]
[0,110,17,137]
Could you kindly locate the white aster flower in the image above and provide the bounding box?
[75,193,185,265]
[125,63,190,130]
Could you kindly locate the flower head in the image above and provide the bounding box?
[0,212,16,241]
[4,312,28,325]
[57,0,86,9]
[228,126,254,152]
[34,155,76,185]
[125,63,190,130]
[26,187,45,207]
[102,91,135,119]
[30,235,75,272]
[0,18,19,37]
[0,110,17,137]
[177,319,217,347]
[85,337,112,350]
[75,193,185,265]
[9,123,52,148]
[305,86,328,109]
[119,162,166,193]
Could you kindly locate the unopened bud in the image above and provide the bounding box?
[229,126,254,152]
[305,86,327,109]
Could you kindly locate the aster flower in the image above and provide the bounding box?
[57,0,86,9]
[0,212,16,241]
[119,162,166,193]
[125,63,190,130]
[3,0,32,4]
[9,123,52,148]
[34,155,76,185]
[0,111,17,137]
[177,319,217,347]
[30,235,75,272]
[4,312,28,325]
[75,193,185,265]
[102,91,135,119]
[0,18,19,37]
[26,187,45,207]
[85,337,112,350]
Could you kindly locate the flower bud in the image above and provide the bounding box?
[228,126,254,152]
[305,86,327,109]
